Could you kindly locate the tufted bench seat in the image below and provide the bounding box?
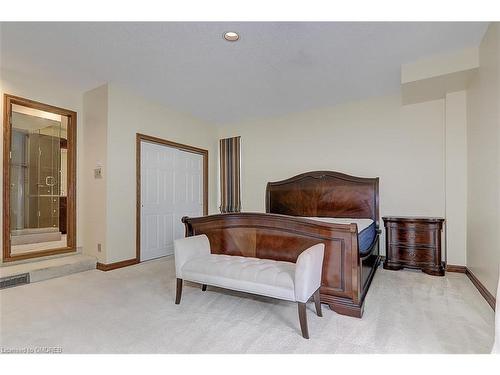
[174,234,325,338]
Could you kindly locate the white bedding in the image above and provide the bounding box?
[300,217,374,232]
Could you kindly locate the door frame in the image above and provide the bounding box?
[2,94,77,262]
[136,133,208,262]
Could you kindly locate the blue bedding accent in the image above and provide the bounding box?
[358,222,376,256]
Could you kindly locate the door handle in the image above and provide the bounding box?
[46,176,56,187]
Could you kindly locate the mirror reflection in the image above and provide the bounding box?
[9,103,68,255]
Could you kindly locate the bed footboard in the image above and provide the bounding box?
[182,212,369,318]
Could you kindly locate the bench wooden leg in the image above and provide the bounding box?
[201,284,207,291]
[313,288,322,317]
[175,278,183,304]
[297,302,309,339]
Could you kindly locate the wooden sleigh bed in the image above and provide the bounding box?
[182,171,380,318]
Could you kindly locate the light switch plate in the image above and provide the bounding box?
[94,167,102,179]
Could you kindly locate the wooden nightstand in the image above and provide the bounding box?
[382,216,445,276]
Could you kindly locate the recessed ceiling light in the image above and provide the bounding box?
[223,31,239,42]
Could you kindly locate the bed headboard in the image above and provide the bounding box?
[266,171,379,226]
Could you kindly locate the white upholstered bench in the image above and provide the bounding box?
[174,234,325,339]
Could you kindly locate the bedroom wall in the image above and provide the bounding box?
[0,68,85,261]
[466,23,500,296]
[104,84,218,263]
[445,91,468,266]
[82,84,108,263]
[217,94,447,256]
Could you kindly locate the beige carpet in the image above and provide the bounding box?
[0,256,494,353]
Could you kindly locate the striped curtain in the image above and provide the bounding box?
[219,136,241,213]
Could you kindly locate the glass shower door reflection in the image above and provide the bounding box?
[27,132,61,229]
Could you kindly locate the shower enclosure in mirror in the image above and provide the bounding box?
[3,95,76,262]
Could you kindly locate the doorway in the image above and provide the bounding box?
[3,94,77,262]
[136,134,208,262]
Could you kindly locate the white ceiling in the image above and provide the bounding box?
[1,22,488,124]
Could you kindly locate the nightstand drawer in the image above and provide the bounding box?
[388,245,435,264]
[389,228,436,247]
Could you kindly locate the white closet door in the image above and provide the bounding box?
[173,149,204,241]
[141,141,203,262]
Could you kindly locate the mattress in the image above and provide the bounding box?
[301,217,376,256]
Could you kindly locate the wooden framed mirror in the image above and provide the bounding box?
[3,94,76,262]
